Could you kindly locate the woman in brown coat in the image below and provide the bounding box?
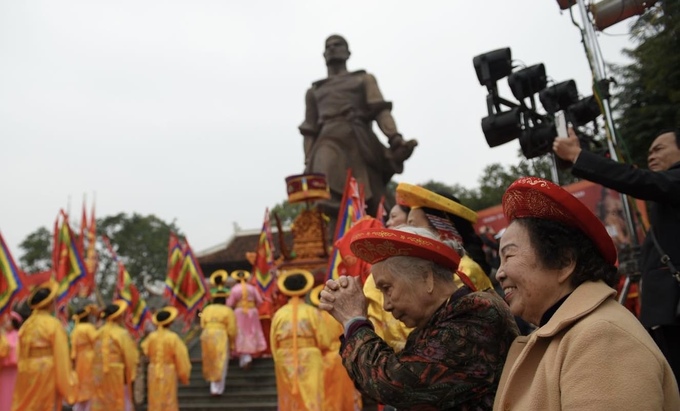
[493,177,679,410]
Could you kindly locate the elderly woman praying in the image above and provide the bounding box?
[320,225,518,411]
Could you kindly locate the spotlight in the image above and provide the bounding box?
[556,0,576,9]
[519,120,556,159]
[473,48,512,87]
[539,80,579,114]
[508,64,547,101]
[568,95,601,126]
[591,0,657,31]
[481,108,522,148]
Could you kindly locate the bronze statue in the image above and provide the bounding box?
[299,34,417,234]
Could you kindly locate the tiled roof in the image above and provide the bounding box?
[197,228,294,265]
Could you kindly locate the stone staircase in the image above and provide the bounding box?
[135,336,379,411]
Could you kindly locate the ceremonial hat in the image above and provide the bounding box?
[502,176,617,265]
[349,227,461,270]
[72,304,97,322]
[153,306,179,327]
[308,284,324,308]
[396,183,477,224]
[102,299,129,321]
[28,279,59,310]
[231,270,251,282]
[277,269,315,297]
[210,270,229,286]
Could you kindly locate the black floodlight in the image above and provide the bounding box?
[519,120,556,159]
[481,108,522,148]
[568,96,601,126]
[556,0,576,10]
[591,0,658,31]
[508,64,547,101]
[473,48,512,87]
[539,80,579,114]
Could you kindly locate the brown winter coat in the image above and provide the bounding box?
[494,281,679,411]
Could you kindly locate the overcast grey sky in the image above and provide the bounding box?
[1,0,637,259]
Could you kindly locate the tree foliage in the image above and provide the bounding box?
[612,1,680,167]
[97,213,182,298]
[18,226,52,273]
[16,212,181,301]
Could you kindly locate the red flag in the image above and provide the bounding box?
[53,211,88,309]
[375,195,387,225]
[168,239,208,320]
[83,201,98,295]
[164,232,184,301]
[326,169,366,281]
[250,209,277,320]
[334,216,384,284]
[0,231,25,316]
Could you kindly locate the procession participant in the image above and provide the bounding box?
[397,182,493,290]
[0,312,22,411]
[226,270,267,369]
[319,226,518,411]
[308,285,362,411]
[11,279,77,411]
[493,177,679,410]
[200,280,237,396]
[271,269,331,411]
[141,306,191,411]
[91,300,140,411]
[70,305,98,411]
[209,269,232,299]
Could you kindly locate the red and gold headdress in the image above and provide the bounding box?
[502,177,617,265]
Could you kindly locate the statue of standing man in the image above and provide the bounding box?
[299,34,417,234]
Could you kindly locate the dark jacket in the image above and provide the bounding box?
[340,287,519,411]
[572,151,680,326]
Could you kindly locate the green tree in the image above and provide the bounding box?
[18,226,52,273]
[612,1,680,167]
[97,213,182,299]
[269,200,305,226]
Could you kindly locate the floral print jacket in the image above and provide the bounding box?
[341,287,519,411]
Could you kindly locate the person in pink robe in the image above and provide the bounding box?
[0,311,22,411]
[226,270,267,369]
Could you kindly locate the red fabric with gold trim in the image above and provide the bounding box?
[349,228,461,270]
[502,177,617,265]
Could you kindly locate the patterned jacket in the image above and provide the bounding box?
[341,287,518,411]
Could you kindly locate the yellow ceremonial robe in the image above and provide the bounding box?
[271,297,331,411]
[11,309,77,411]
[456,255,493,291]
[200,304,236,381]
[364,255,492,352]
[91,322,139,411]
[141,326,191,411]
[70,322,98,403]
[317,309,362,411]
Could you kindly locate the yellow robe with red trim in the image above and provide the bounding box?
[364,255,492,352]
[317,309,362,411]
[270,298,331,411]
[91,322,139,411]
[141,327,191,411]
[200,304,236,381]
[70,322,98,403]
[11,309,77,411]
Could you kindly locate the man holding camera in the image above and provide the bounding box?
[553,127,680,387]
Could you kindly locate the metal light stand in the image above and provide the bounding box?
[575,0,641,304]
